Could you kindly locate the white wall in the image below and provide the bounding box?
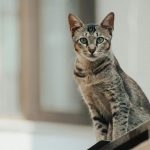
[96,0,150,99]
[0,119,95,150]
[0,0,21,116]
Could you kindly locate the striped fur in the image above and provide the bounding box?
[68,12,150,141]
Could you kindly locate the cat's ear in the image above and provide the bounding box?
[68,14,84,35]
[101,12,114,33]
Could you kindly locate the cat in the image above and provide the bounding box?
[68,12,150,141]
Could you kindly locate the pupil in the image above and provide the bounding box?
[97,37,104,44]
[80,38,87,44]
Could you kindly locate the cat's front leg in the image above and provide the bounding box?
[93,116,109,141]
[110,93,130,140]
[88,104,109,141]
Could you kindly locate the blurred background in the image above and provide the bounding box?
[0,0,150,150]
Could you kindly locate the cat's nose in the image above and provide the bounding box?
[88,45,96,54]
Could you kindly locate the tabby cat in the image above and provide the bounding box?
[68,12,150,141]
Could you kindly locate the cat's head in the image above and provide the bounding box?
[68,12,114,61]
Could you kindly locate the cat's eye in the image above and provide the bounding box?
[79,37,88,45]
[97,37,104,44]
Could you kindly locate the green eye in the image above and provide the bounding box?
[79,37,88,45]
[97,37,104,44]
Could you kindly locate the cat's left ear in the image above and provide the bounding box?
[101,12,115,33]
[68,14,84,35]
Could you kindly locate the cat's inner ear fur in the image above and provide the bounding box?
[68,14,84,35]
[101,12,115,33]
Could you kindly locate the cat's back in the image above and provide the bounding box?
[115,58,150,114]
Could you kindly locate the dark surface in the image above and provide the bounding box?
[88,120,150,150]
[88,140,110,150]
[114,130,148,150]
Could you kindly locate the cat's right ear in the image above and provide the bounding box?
[68,14,84,35]
[100,12,115,34]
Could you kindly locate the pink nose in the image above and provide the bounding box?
[88,45,96,54]
[89,44,95,50]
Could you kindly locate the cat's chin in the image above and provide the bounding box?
[85,56,99,62]
[77,53,99,62]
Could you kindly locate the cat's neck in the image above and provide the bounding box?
[76,54,92,68]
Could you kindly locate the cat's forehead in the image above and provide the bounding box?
[85,24,99,35]
[86,24,98,34]
[73,24,111,40]
[83,24,109,37]
[83,24,111,39]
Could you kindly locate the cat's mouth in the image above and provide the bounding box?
[89,53,96,58]
[83,53,97,61]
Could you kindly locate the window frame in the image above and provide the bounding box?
[20,0,95,125]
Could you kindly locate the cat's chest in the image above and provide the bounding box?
[80,79,112,120]
[74,68,106,87]
[75,71,112,115]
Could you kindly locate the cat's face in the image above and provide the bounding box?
[68,12,114,61]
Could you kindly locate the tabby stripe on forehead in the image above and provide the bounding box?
[87,25,96,34]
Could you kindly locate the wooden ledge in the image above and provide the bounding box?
[88,120,150,150]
